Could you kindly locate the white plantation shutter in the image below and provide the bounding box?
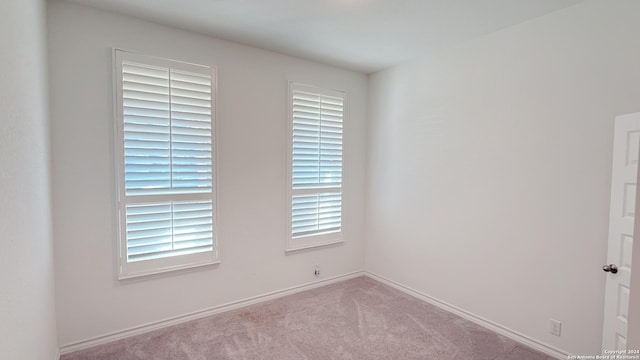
[125,201,213,262]
[123,63,213,195]
[114,50,218,279]
[291,193,342,237]
[288,83,345,251]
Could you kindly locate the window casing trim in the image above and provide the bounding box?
[286,82,346,252]
[113,49,220,280]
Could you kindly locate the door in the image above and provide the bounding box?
[602,112,640,352]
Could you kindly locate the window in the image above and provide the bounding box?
[287,83,345,251]
[114,49,218,279]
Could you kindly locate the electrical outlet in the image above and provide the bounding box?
[314,264,320,277]
[550,319,561,336]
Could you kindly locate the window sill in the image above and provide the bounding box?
[118,259,221,282]
[285,238,344,254]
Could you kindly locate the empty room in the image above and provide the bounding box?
[2,0,640,359]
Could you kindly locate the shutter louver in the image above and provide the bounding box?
[291,92,343,189]
[123,63,171,194]
[170,70,213,193]
[290,83,344,243]
[122,63,212,196]
[115,50,217,278]
[292,193,342,238]
[126,201,213,262]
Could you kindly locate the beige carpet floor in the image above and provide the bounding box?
[62,277,556,359]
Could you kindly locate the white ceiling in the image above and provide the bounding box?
[64,0,584,73]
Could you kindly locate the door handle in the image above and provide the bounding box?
[602,264,618,274]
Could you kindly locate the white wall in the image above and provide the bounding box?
[0,0,59,359]
[366,0,640,355]
[48,1,367,346]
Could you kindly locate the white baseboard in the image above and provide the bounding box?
[364,271,569,360]
[59,270,365,355]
